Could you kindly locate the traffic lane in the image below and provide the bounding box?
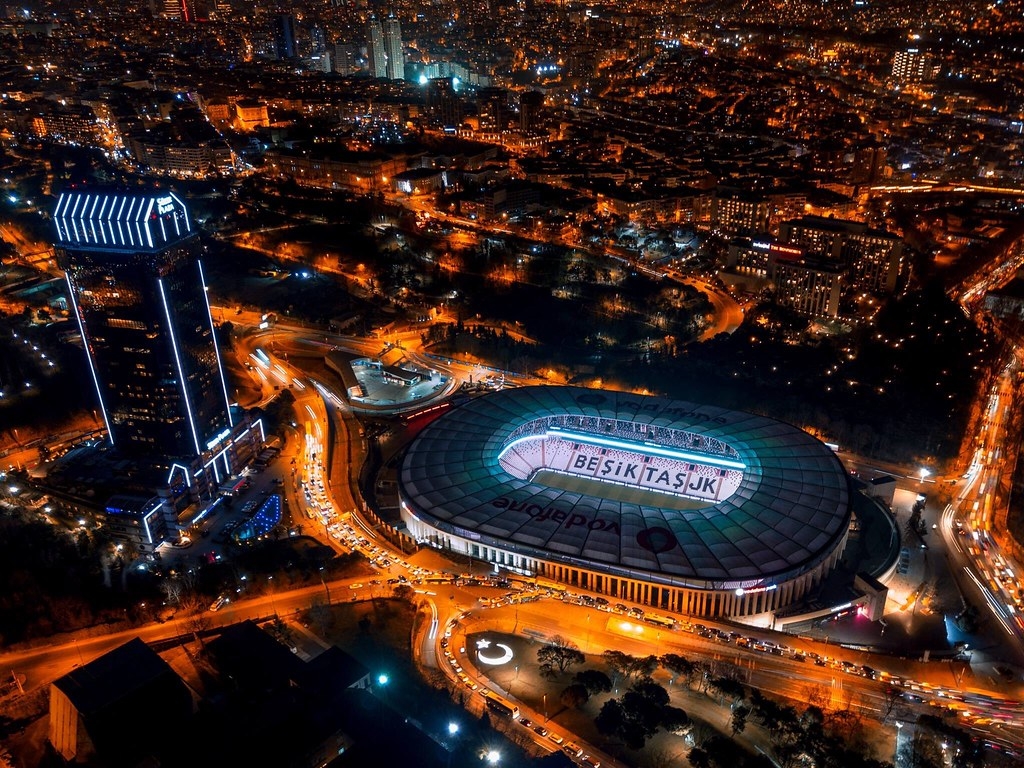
[455,601,1023,756]
[461,599,1024,717]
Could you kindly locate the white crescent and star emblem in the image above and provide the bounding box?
[475,638,514,665]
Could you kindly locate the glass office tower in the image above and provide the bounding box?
[54,189,232,459]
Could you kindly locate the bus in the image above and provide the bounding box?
[643,614,679,630]
[486,698,520,720]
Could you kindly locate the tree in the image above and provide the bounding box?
[602,649,634,681]
[595,698,626,739]
[707,676,746,706]
[306,596,332,634]
[537,635,585,674]
[628,654,660,680]
[392,583,416,602]
[660,652,697,686]
[688,734,746,768]
[731,704,750,735]
[560,682,590,709]
[661,705,690,736]
[160,577,183,606]
[593,677,680,751]
[688,746,713,768]
[802,682,829,710]
[178,592,212,642]
[574,668,612,696]
[881,685,903,722]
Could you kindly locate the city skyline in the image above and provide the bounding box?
[0,1,1022,767]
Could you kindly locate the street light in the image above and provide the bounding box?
[319,566,331,605]
[919,467,930,481]
[446,722,460,768]
[482,749,500,764]
[267,575,278,617]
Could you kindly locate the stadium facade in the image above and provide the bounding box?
[398,386,854,623]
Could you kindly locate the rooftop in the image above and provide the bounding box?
[52,188,194,253]
[399,386,853,589]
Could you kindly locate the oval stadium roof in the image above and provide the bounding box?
[399,385,853,589]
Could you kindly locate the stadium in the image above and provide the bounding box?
[398,385,854,623]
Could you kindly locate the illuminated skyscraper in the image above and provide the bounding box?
[275,13,297,60]
[383,15,404,81]
[366,17,387,78]
[891,49,937,85]
[156,0,208,20]
[425,77,463,131]
[54,189,233,460]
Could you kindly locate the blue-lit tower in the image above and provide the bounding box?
[54,189,233,460]
[274,13,297,60]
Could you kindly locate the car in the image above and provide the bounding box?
[518,717,534,728]
[209,595,228,612]
[548,733,564,745]
[348,582,364,590]
[580,755,601,767]
[562,743,583,758]
[533,726,549,738]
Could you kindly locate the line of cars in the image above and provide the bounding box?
[464,577,1023,732]
[514,708,600,765]
[438,618,603,767]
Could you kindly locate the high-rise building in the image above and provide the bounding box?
[770,254,844,319]
[383,15,404,80]
[518,89,544,132]
[425,77,463,131]
[712,188,771,237]
[310,24,326,55]
[156,0,211,21]
[477,86,509,132]
[891,49,937,85]
[333,42,359,75]
[778,215,903,294]
[366,18,387,78]
[274,13,297,60]
[54,189,233,460]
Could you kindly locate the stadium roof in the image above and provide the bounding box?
[399,386,852,589]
